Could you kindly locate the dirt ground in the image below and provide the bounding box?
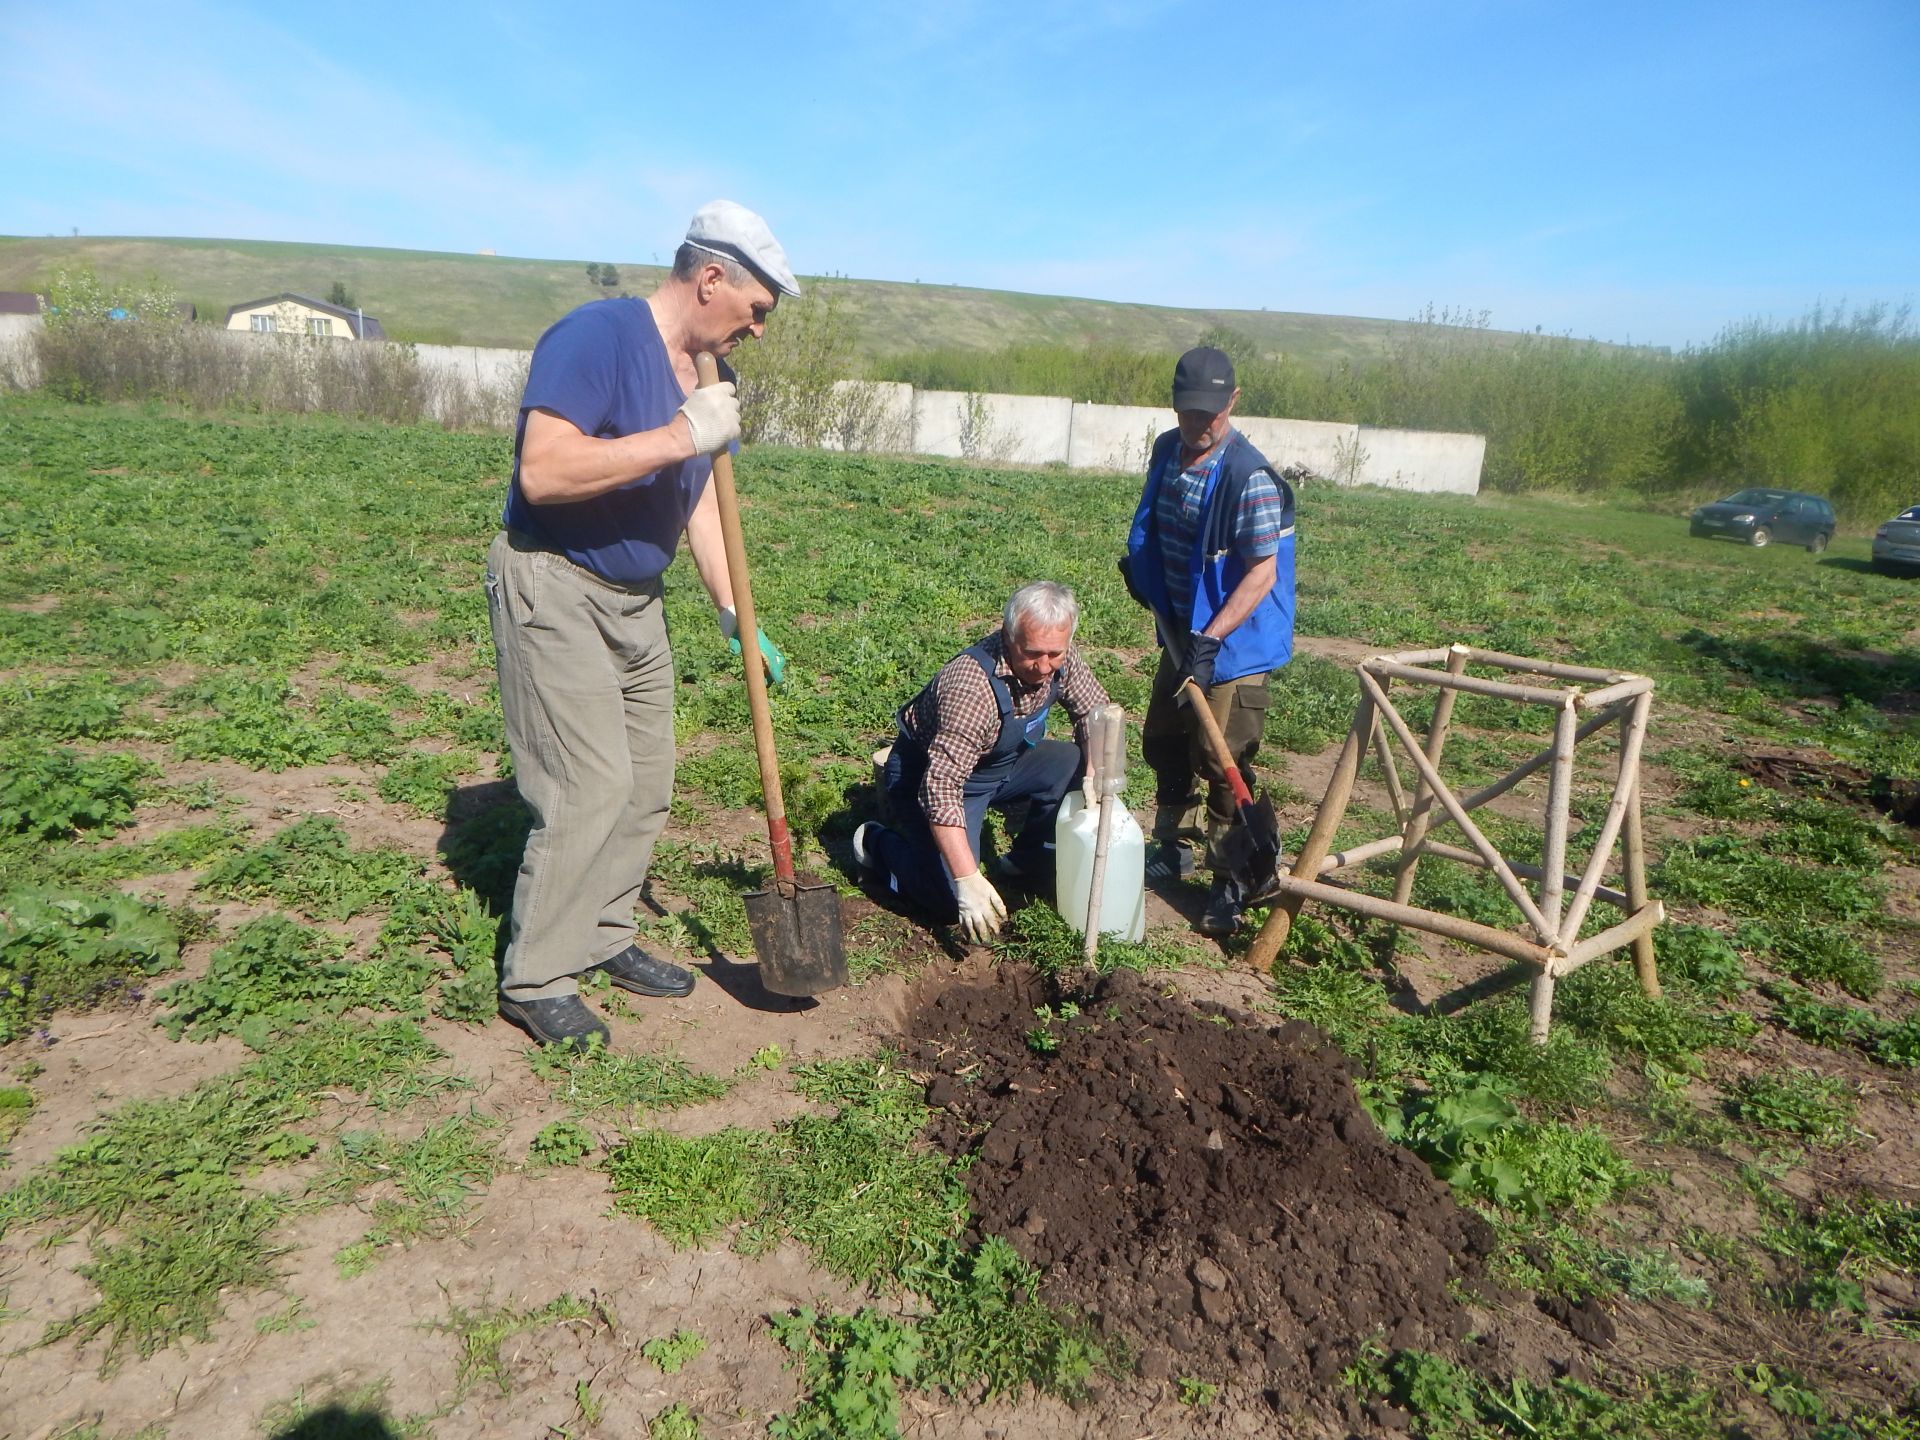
[6,655,1919,1439]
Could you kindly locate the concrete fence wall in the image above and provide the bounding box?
[2,314,1486,493]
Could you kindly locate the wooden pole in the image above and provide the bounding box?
[1082,707,1120,965]
[1361,669,1557,942]
[1370,699,1410,826]
[1265,873,1552,967]
[1243,691,1374,970]
[1391,644,1468,906]
[695,351,794,888]
[1415,840,1631,912]
[1452,704,1626,816]
[1620,716,1660,999]
[1556,690,1653,947]
[1540,696,1577,936]
[1363,659,1569,707]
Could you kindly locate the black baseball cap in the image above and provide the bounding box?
[1172,346,1236,413]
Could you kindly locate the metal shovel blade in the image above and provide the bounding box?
[1215,794,1283,900]
[744,877,849,997]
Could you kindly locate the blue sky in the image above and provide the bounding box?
[3,0,1914,349]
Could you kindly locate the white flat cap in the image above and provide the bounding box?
[684,199,801,297]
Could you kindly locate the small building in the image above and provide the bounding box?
[223,293,385,340]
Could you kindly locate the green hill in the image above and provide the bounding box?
[0,233,1458,365]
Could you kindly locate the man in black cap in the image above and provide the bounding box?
[486,200,800,1051]
[1120,346,1297,936]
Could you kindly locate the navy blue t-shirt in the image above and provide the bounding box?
[502,298,725,584]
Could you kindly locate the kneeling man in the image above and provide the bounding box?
[854,582,1110,942]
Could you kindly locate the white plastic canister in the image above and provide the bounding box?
[1055,790,1146,942]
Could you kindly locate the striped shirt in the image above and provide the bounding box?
[900,629,1110,828]
[1156,429,1291,626]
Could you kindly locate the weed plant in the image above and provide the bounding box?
[0,744,152,839]
[528,1043,731,1115]
[0,888,184,1043]
[1724,1070,1862,1148]
[198,815,423,919]
[157,913,434,1043]
[320,1114,504,1274]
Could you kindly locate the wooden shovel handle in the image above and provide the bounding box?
[1181,678,1255,810]
[695,351,794,884]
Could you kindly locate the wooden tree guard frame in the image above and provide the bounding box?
[1244,644,1663,1042]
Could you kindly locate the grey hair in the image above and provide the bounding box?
[672,241,756,289]
[1004,581,1079,643]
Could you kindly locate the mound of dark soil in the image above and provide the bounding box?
[905,966,1495,1393]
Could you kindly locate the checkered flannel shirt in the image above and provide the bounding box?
[900,629,1109,828]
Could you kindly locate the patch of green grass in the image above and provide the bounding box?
[1738,922,1883,999]
[198,815,424,920]
[642,1327,707,1374]
[605,1127,781,1246]
[1375,1082,1639,1217]
[992,902,1193,979]
[0,671,145,741]
[0,887,185,1044]
[769,1306,922,1440]
[157,913,434,1044]
[644,842,762,957]
[319,1114,504,1275]
[428,1292,604,1397]
[0,743,152,839]
[528,1043,731,1114]
[649,1402,704,1440]
[1764,982,1920,1067]
[377,747,478,819]
[1725,1069,1862,1149]
[0,822,245,890]
[1655,834,1883,928]
[1653,924,1748,998]
[376,882,502,1024]
[165,672,400,770]
[1264,654,1359,754]
[1766,1189,1920,1282]
[527,1118,595,1168]
[1394,1349,1727,1438]
[1552,963,1754,1071]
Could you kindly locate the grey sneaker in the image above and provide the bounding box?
[499,993,610,1052]
[597,944,695,998]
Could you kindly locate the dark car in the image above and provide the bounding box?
[1689,488,1836,551]
[1872,505,1920,574]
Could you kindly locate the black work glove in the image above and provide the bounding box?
[1178,631,1222,694]
[1116,554,1147,609]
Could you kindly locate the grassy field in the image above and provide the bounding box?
[1,395,1918,1438]
[0,233,1478,361]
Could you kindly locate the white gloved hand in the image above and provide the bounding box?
[677,381,740,456]
[953,870,1008,944]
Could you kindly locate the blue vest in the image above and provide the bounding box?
[896,641,1057,783]
[1125,429,1295,683]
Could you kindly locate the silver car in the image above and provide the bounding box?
[1872,505,1920,574]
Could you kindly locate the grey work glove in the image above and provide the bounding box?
[953,870,1008,944]
[677,381,740,456]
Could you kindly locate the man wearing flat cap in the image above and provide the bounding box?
[1121,345,1296,938]
[487,200,801,1051]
